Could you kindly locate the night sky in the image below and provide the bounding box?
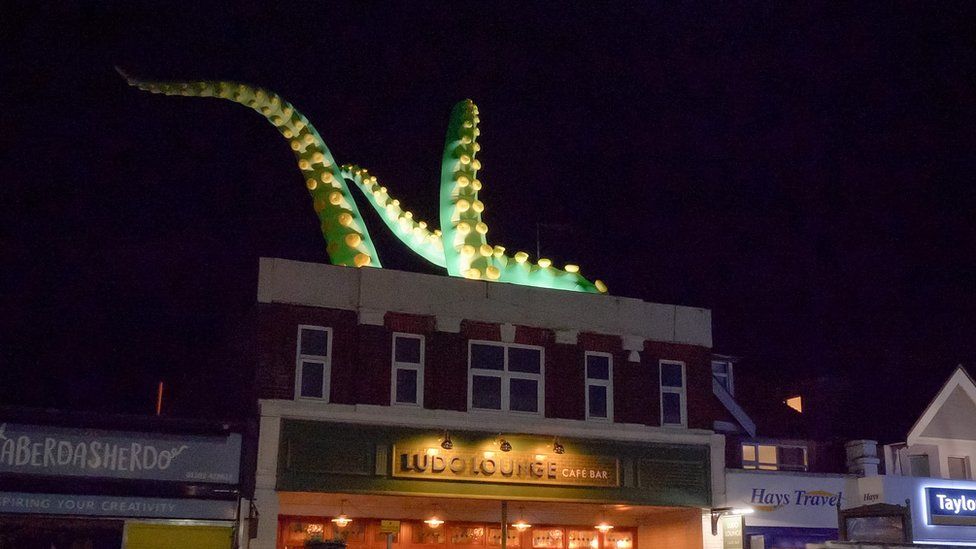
[3,2,975,443]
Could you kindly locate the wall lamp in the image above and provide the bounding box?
[553,437,565,454]
[709,507,753,536]
[499,437,512,452]
[441,431,453,450]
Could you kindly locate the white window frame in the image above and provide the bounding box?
[467,340,545,415]
[659,360,687,427]
[295,325,332,401]
[391,332,425,407]
[947,456,972,480]
[741,442,809,471]
[585,351,614,421]
[711,360,734,396]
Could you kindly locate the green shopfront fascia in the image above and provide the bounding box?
[277,420,711,506]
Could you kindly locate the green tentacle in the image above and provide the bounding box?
[340,164,446,268]
[119,71,381,268]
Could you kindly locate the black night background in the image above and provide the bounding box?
[2,2,974,443]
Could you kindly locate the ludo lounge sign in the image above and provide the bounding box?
[927,487,976,526]
[393,447,619,488]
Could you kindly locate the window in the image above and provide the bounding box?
[391,333,424,406]
[712,360,733,395]
[742,443,808,471]
[659,360,687,427]
[909,454,930,477]
[468,341,543,414]
[948,457,970,480]
[296,325,331,400]
[585,352,613,421]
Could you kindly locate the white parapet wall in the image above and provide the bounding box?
[257,257,712,347]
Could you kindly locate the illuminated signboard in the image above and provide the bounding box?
[926,487,976,526]
[120,70,608,294]
[392,447,619,488]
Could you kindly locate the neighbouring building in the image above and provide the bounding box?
[0,407,246,549]
[249,257,728,549]
[708,370,858,549]
[841,366,976,546]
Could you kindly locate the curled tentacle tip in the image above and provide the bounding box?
[514,252,529,264]
[595,280,608,293]
[354,253,372,268]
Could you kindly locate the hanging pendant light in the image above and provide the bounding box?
[512,506,532,532]
[331,499,352,528]
[424,517,445,528]
[595,508,613,533]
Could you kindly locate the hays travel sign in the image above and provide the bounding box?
[726,471,849,528]
[927,487,976,526]
[0,423,241,484]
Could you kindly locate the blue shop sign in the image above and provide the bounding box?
[0,423,240,484]
[926,487,976,526]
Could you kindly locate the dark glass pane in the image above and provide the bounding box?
[662,392,682,424]
[301,361,324,398]
[588,385,608,418]
[395,368,418,404]
[395,336,422,363]
[471,344,504,370]
[510,378,538,412]
[586,355,610,380]
[711,361,729,376]
[779,447,806,470]
[301,328,329,356]
[661,363,683,387]
[472,375,502,409]
[509,347,542,373]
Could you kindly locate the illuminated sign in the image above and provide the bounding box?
[927,487,976,526]
[392,447,619,487]
[120,70,608,294]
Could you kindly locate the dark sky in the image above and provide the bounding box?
[2,2,974,442]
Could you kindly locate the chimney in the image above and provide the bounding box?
[845,440,880,476]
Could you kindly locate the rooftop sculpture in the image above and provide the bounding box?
[120,71,607,294]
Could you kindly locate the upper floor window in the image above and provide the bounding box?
[948,456,971,480]
[742,443,808,471]
[468,341,544,414]
[585,352,613,421]
[296,326,331,400]
[391,333,424,406]
[660,360,687,427]
[909,454,930,477]
[711,360,733,395]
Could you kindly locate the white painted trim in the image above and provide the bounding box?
[555,329,579,344]
[258,399,716,445]
[467,340,545,415]
[711,377,756,437]
[390,332,425,407]
[295,325,332,401]
[907,367,976,445]
[584,351,614,422]
[659,360,687,428]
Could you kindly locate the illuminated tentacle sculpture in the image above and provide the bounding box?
[121,71,607,294]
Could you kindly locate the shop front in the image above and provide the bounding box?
[844,474,976,546]
[0,415,243,549]
[722,469,850,549]
[259,419,715,549]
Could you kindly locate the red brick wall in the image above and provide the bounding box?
[255,304,723,431]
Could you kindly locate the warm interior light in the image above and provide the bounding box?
[731,507,754,515]
[512,520,531,532]
[483,451,495,459]
[785,395,803,413]
[332,515,351,528]
[535,454,547,461]
[332,499,352,528]
[424,517,445,528]
[426,447,439,456]
[595,522,613,534]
